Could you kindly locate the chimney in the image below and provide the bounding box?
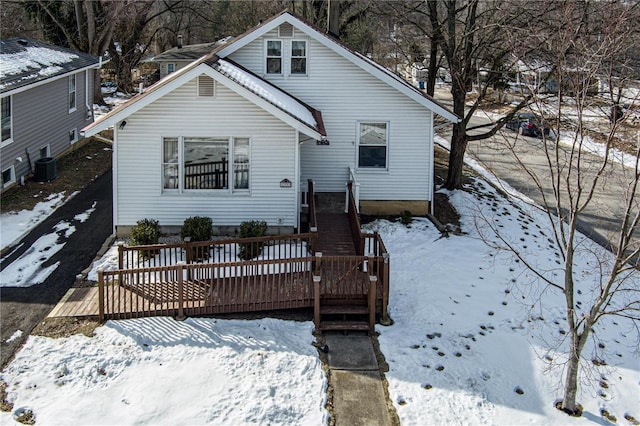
[328,0,340,39]
[177,34,183,49]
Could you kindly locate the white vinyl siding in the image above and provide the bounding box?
[229,31,433,201]
[115,77,298,228]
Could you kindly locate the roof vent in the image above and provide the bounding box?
[278,23,294,38]
[17,39,29,46]
[198,75,215,97]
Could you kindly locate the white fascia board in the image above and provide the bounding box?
[206,67,323,140]
[217,13,460,123]
[82,63,212,136]
[1,62,101,98]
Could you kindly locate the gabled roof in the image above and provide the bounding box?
[0,37,101,95]
[153,37,233,62]
[216,11,459,123]
[82,53,325,140]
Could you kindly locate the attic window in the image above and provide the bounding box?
[278,23,294,38]
[198,75,215,97]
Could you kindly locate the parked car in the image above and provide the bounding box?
[505,112,553,138]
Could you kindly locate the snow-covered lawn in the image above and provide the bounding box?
[1,317,327,425]
[370,180,639,425]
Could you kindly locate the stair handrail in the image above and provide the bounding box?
[345,167,360,213]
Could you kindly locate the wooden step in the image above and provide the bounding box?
[319,320,371,331]
[320,305,369,315]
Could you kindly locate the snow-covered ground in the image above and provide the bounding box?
[1,317,327,425]
[0,191,77,252]
[2,165,637,424]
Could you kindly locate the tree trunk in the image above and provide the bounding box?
[426,40,438,96]
[561,328,588,414]
[92,68,105,106]
[444,80,468,189]
[444,123,468,189]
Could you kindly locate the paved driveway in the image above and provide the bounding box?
[0,170,112,368]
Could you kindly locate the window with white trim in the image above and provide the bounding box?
[68,74,77,112]
[357,122,388,169]
[1,96,12,146]
[291,40,307,75]
[162,136,250,192]
[2,166,15,188]
[167,63,176,74]
[266,40,282,74]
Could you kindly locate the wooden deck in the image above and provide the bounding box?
[48,183,389,328]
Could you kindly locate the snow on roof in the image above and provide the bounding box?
[0,38,100,93]
[0,46,78,79]
[215,58,319,131]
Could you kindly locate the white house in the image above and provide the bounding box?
[83,11,458,236]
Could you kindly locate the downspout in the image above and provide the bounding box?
[429,111,435,215]
[295,131,301,232]
[85,69,92,120]
[112,125,118,235]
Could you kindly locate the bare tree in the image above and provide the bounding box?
[474,0,639,415]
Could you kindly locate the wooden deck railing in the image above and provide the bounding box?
[346,182,363,255]
[97,253,387,322]
[117,233,316,270]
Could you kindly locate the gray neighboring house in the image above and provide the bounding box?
[0,37,102,192]
[154,36,232,78]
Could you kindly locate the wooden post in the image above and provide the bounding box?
[98,269,105,322]
[177,262,185,320]
[380,253,391,325]
[368,275,378,334]
[313,274,321,332]
[314,252,322,276]
[183,237,192,283]
[310,227,317,255]
[117,242,125,269]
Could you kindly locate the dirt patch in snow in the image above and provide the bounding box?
[0,138,112,213]
[31,317,100,339]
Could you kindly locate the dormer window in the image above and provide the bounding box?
[266,40,282,74]
[291,41,307,75]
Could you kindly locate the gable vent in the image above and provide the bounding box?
[278,23,294,38]
[198,75,215,97]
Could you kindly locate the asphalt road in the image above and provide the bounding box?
[434,90,638,260]
[0,170,112,368]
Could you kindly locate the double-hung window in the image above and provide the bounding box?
[1,96,12,146]
[167,63,176,74]
[266,40,282,74]
[357,122,388,169]
[68,74,77,112]
[163,136,250,192]
[291,40,307,75]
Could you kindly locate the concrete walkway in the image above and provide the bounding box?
[324,333,393,426]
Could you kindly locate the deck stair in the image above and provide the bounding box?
[313,192,376,333]
[317,298,371,332]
